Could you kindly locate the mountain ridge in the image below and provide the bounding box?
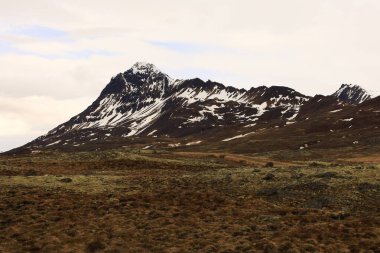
[7,62,379,154]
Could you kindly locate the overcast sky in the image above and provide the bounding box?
[1,0,380,151]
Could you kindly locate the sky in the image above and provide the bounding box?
[1,0,380,151]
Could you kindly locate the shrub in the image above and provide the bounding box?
[263,173,275,181]
[86,240,105,253]
[59,178,73,183]
[264,162,274,168]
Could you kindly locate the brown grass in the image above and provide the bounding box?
[0,150,379,252]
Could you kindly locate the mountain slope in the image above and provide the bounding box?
[9,62,380,154]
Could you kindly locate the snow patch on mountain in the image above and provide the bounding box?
[186,140,202,146]
[175,86,246,105]
[131,62,161,75]
[222,132,255,142]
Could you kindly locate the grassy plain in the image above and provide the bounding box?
[0,150,379,252]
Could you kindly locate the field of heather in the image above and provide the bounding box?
[0,150,379,253]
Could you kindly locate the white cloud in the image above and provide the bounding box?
[1,0,380,150]
[0,95,92,151]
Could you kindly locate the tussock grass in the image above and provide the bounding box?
[0,150,379,252]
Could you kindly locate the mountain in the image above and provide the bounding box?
[333,84,371,104]
[9,62,380,154]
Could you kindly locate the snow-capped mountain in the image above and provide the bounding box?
[333,84,371,104]
[12,62,380,153]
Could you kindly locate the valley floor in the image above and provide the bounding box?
[0,150,379,253]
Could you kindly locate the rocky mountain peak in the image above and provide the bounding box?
[128,62,162,75]
[100,62,175,97]
[333,84,371,104]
